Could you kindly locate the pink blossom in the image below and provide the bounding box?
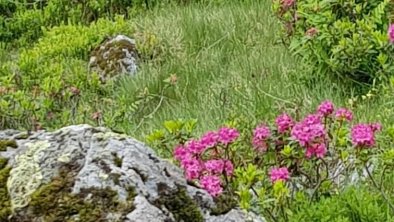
[317,100,334,117]
[200,131,218,148]
[275,113,294,133]
[351,124,376,148]
[303,114,322,125]
[389,24,394,43]
[291,114,325,147]
[200,175,223,197]
[281,0,295,8]
[204,159,224,175]
[254,124,271,139]
[186,139,205,154]
[218,127,240,145]
[174,145,191,162]
[223,160,234,177]
[306,27,318,37]
[305,143,327,159]
[252,137,269,152]
[369,123,382,132]
[252,124,271,152]
[269,167,290,183]
[182,158,202,180]
[335,108,353,122]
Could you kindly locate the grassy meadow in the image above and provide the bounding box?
[2,0,394,221]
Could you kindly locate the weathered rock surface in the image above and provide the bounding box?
[0,125,264,222]
[89,35,138,83]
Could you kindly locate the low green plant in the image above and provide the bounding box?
[289,186,394,222]
[146,118,198,158]
[273,0,394,84]
[152,100,394,221]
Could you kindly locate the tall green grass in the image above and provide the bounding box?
[2,0,393,139]
[111,0,393,139]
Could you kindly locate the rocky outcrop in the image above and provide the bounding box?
[89,35,138,83]
[0,125,264,222]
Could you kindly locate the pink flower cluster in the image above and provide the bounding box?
[291,114,325,146]
[292,101,356,158]
[389,24,394,43]
[270,167,290,183]
[305,143,327,159]
[351,123,381,148]
[252,124,271,152]
[317,100,334,117]
[275,113,294,133]
[174,127,239,197]
[335,108,353,122]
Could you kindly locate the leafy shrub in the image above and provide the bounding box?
[273,0,394,83]
[0,0,219,46]
[0,16,138,130]
[290,186,394,222]
[148,100,394,221]
[0,0,134,45]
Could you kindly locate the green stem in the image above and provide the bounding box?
[365,164,394,213]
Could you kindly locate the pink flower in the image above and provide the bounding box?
[388,24,394,43]
[204,159,224,175]
[174,145,191,162]
[252,124,271,152]
[317,100,334,117]
[223,160,234,177]
[186,139,205,154]
[305,143,327,159]
[200,175,223,197]
[281,0,295,8]
[254,124,271,139]
[335,108,353,122]
[369,123,382,132]
[303,114,322,125]
[218,127,240,145]
[182,158,202,180]
[306,27,318,37]
[291,114,325,147]
[200,131,218,148]
[275,113,294,133]
[351,124,377,148]
[269,167,290,183]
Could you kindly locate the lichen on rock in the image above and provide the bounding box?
[14,164,136,222]
[7,140,50,211]
[89,34,138,83]
[0,125,264,222]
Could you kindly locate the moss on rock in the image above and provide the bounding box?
[155,183,203,222]
[0,139,17,151]
[211,193,238,216]
[0,158,12,221]
[13,166,136,222]
[0,157,8,169]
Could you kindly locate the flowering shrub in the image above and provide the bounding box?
[173,127,238,196]
[272,0,394,83]
[168,100,392,220]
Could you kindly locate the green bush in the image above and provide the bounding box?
[0,0,215,46]
[290,186,394,222]
[0,16,131,129]
[273,0,394,84]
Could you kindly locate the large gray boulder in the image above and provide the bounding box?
[0,125,264,222]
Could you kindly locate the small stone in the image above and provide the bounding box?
[89,34,139,83]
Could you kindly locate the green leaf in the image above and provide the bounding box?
[163,120,184,134]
